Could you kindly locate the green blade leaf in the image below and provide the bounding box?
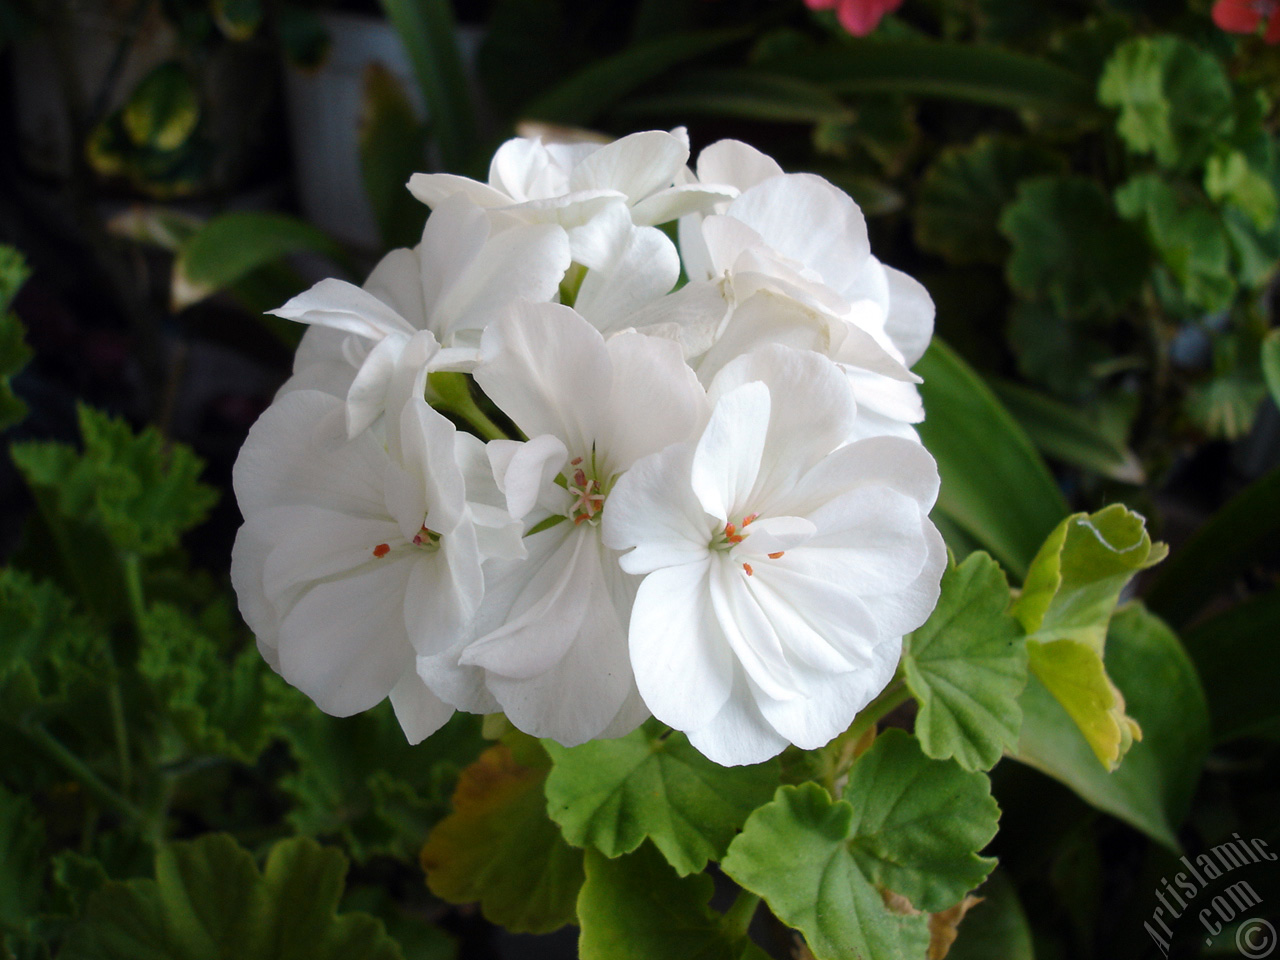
[359,64,428,251]
[612,67,852,124]
[1263,328,1280,410]
[59,835,404,960]
[992,379,1145,484]
[1144,464,1280,627]
[914,134,1068,266]
[375,0,474,173]
[722,782,931,960]
[902,552,1028,772]
[916,339,1068,580]
[842,730,999,913]
[1183,587,1280,742]
[761,37,1098,114]
[544,720,779,876]
[524,28,748,126]
[0,245,31,432]
[421,743,583,934]
[577,844,769,960]
[122,63,200,152]
[173,212,351,311]
[1000,175,1149,320]
[1014,604,1209,850]
[1097,35,1234,172]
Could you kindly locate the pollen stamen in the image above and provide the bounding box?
[743,562,754,576]
[769,551,785,560]
[372,543,390,558]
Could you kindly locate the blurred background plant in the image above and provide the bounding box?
[1,0,1278,957]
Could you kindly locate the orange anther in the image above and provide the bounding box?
[570,457,583,465]
[768,551,784,559]
[743,513,758,526]
[742,562,754,576]
[372,543,391,558]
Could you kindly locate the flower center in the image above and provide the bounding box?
[709,514,787,576]
[372,521,441,559]
[565,455,612,527]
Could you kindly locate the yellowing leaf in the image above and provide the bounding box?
[420,744,582,934]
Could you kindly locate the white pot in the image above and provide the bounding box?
[283,12,481,250]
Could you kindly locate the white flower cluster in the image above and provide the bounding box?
[231,130,945,766]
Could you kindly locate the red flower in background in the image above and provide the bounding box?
[805,0,904,37]
[1212,0,1280,43]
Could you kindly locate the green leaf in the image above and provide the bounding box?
[902,552,1027,772]
[0,786,45,931]
[577,844,769,960]
[761,37,1097,114]
[122,63,200,152]
[13,405,218,558]
[993,379,1144,483]
[722,782,931,960]
[173,212,350,311]
[1097,35,1234,171]
[544,720,779,876]
[1011,504,1165,769]
[1000,175,1149,319]
[282,704,483,863]
[359,64,428,251]
[0,246,31,432]
[946,871,1034,960]
[375,0,474,173]
[1005,299,1109,399]
[1145,464,1280,627]
[915,135,1067,265]
[1206,149,1279,231]
[613,67,851,124]
[524,28,748,126]
[0,567,114,722]
[1114,174,1235,313]
[137,602,291,764]
[1183,587,1280,742]
[1014,604,1209,850]
[841,730,999,912]
[915,339,1068,580]
[60,834,403,959]
[212,0,262,41]
[420,742,583,934]
[1263,328,1280,410]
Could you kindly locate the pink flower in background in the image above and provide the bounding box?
[1213,0,1280,43]
[805,0,904,37]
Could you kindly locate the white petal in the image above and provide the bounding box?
[389,672,455,744]
[858,517,946,637]
[269,278,416,341]
[365,247,427,328]
[691,381,769,522]
[603,441,712,575]
[696,139,785,193]
[231,524,278,654]
[725,174,871,296]
[735,515,816,556]
[258,505,403,601]
[685,667,790,766]
[344,332,408,438]
[474,303,609,456]
[488,433,569,521]
[630,183,738,227]
[408,171,514,209]
[403,543,481,656]
[781,435,940,516]
[845,369,925,428]
[569,130,689,204]
[276,559,416,717]
[883,265,935,367]
[628,560,734,730]
[708,556,800,702]
[234,391,385,519]
[623,281,730,360]
[601,332,708,474]
[575,225,680,335]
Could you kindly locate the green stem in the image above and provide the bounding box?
[722,889,761,940]
[121,552,147,635]
[450,399,509,442]
[20,721,146,827]
[108,685,133,793]
[845,680,911,749]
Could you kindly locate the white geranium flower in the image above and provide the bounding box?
[270,194,571,438]
[451,300,708,745]
[642,141,937,440]
[602,345,946,766]
[407,129,735,237]
[230,361,499,743]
